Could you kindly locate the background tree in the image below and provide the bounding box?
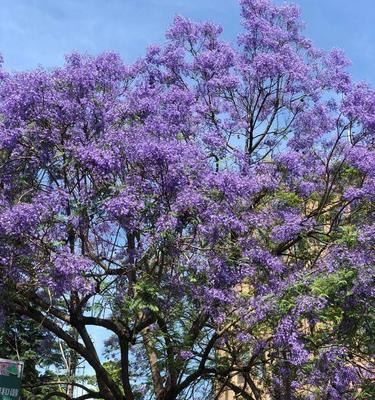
[0,0,373,399]
[0,313,67,399]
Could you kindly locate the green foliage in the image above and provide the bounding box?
[336,225,359,247]
[275,190,303,208]
[0,315,64,400]
[311,269,356,299]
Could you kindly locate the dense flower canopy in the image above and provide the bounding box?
[0,1,374,399]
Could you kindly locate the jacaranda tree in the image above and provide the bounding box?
[0,0,374,399]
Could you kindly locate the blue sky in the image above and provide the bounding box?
[0,0,374,83]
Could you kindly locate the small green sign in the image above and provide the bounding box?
[0,359,24,400]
